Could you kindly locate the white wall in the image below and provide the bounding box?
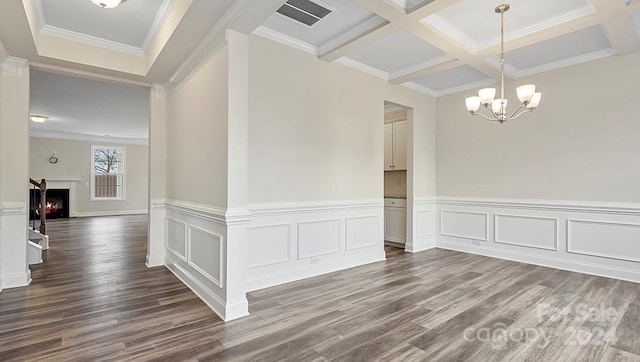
[248,35,436,204]
[435,52,640,282]
[0,59,30,289]
[29,137,148,216]
[244,34,437,291]
[436,52,640,202]
[166,46,229,208]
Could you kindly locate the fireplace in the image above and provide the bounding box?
[30,189,70,220]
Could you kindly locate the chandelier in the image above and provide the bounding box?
[465,4,541,123]
[91,0,126,9]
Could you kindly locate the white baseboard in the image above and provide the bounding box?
[2,270,31,289]
[405,243,435,253]
[247,251,385,292]
[73,209,148,217]
[145,254,165,267]
[165,260,248,321]
[437,240,640,283]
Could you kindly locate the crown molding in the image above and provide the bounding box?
[335,56,389,80]
[164,0,259,94]
[422,6,596,54]
[253,26,318,55]
[31,0,46,30]
[39,25,145,56]
[421,14,476,52]
[30,130,148,145]
[513,47,617,78]
[476,6,597,52]
[141,0,177,53]
[1,57,29,76]
[434,78,496,97]
[389,54,455,80]
[402,81,437,96]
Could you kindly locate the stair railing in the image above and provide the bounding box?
[29,178,47,235]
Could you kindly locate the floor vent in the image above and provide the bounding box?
[276,0,332,27]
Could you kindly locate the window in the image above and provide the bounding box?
[91,146,125,200]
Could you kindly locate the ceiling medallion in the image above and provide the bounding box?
[465,4,542,123]
[90,0,126,9]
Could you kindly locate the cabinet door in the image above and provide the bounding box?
[384,207,406,244]
[393,121,407,171]
[384,123,394,171]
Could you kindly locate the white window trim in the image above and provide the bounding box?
[90,145,126,201]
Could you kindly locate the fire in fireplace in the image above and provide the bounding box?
[30,189,70,220]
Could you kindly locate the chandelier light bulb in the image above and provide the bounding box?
[527,93,542,109]
[466,97,481,112]
[516,84,536,103]
[491,99,507,114]
[478,88,496,105]
[91,0,126,9]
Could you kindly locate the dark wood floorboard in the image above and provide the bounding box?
[0,215,638,361]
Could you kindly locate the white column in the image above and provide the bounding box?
[223,30,251,320]
[147,84,167,267]
[0,57,31,289]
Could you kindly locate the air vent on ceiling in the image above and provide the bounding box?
[276,0,332,27]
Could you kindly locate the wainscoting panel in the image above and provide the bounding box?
[495,214,558,251]
[436,198,640,283]
[246,200,385,292]
[416,210,434,238]
[166,217,187,261]
[188,225,224,288]
[568,219,640,263]
[297,219,341,259]
[345,216,380,250]
[246,224,290,268]
[440,210,488,241]
[163,200,231,321]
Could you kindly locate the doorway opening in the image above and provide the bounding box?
[28,68,151,274]
[383,101,411,250]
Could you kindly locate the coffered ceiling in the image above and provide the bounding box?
[256,0,640,96]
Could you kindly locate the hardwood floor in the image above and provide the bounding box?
[1,215,639,361]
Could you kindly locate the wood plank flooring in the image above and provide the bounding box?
[1,215,639,361]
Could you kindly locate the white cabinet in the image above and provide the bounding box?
[384,198,406,244]
[384,121,407,171]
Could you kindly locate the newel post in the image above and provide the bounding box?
[39,179,46,235]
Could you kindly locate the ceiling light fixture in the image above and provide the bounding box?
[90,0,126,9]
[30,115,48,123]
[465,4,541,123]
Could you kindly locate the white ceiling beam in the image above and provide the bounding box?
[591,0,640,55]
[407,0,464,20]
[231,0,287,34]
[319,0,407,62]
[476,13,600,57]
[319,22,399,62]
[389,58,461,84]
[354,0,502,80]
[408,22,502,79]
